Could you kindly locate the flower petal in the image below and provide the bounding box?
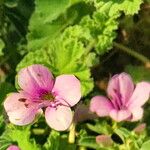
[4,93,39,125]
[109,109,131,122]
[7,145,20,150]
[18,64,54,97]
[107,73,134,107]
[128,82,150,108]
[130,107,143,121]
[52,75,81,106]
[90,96,113,117]
[45,105,72,131]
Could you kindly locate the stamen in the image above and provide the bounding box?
[41,92,55,101]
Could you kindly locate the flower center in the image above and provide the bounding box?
[41,92,55,101]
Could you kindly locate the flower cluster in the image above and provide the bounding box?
[4,65,150,132]
[4,64,81,131]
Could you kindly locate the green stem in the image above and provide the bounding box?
[32,128,45,135]
[114,42,150,65]
[112,121,118,130]
[68,123,76,144]
[79,146,87,150]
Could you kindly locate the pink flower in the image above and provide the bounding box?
[4,64,81,131]
[90,73,150,122]
[7,145,20,150]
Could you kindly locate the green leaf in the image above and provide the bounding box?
[125,65,150,83]
[44,131,76,150]
[109,0,143,15]
[87,121,112,134]
[80,4,119,55]
[44,130,60,150]
[0,39,4,56]
[78,136,110,150]
[140,140,150,150]
[78,136,100,149]
[0,125,40,150]
[114,128,131,143]
[27,0,70,51]
[85,0,143,15]
[34,0,70,23]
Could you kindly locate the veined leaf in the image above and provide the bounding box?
[43,130,76,150]
[84,0,143,15]
[44,130,60,150]
[27,0,71,51]
[0,125,40,150]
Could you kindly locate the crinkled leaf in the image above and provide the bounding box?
[80,5,119,55]
[44,130,60,150]
[109,0,143,15]
[0,125,40,150]
[43,130,76,150]
[85,0,143,15]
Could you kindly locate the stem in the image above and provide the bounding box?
[112,121,118,130]
[114,42,150,65]
[32,129,45,135]
[79,146,87,150]
[68,123,76,144]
